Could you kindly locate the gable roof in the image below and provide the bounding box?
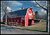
[3,8,28,19]
[10,8,28,17]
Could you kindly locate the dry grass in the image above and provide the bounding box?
[16,20,47,31]
[26,20,47,31]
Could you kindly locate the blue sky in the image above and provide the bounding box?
[3,1,47,12]
[1,1,47,20]
[5,1,47,15]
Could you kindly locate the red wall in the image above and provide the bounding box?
[25,8,35,27]
[3,17,25,26]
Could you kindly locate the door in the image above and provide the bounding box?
[28,19,32,26]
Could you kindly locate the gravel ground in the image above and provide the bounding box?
[1,29,49,34]
[1,25,49,34]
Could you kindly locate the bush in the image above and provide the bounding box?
[34,19,40,23]
[0,22,5,24]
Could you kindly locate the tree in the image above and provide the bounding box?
[1,1,9,25]
[35,1,47,11]
[35,1,48,32]
[35,11,39,19]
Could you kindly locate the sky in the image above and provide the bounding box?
[3,1,47,11]
[1,1,47,21]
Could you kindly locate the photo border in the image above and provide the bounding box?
[0,0,49,35]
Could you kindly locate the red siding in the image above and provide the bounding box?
[25,8,34,27]
[5,17,22,26]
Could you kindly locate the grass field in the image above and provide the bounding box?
[18,20,47,32]
[27,20,46,31]
[1,20,47,32]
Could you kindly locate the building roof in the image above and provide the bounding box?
[3,8,28,19]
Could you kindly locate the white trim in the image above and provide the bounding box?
[28,13,32,16]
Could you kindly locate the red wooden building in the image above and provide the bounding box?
[3,8,35,27]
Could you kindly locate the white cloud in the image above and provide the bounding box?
[41,9,44,12]
[31,1,40,3]
[36,4,40,7]
[31,1,36,3]
[39,9,47,15]
[41,9,46,14]
[7,7,11,10]
[7,6,12,12]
